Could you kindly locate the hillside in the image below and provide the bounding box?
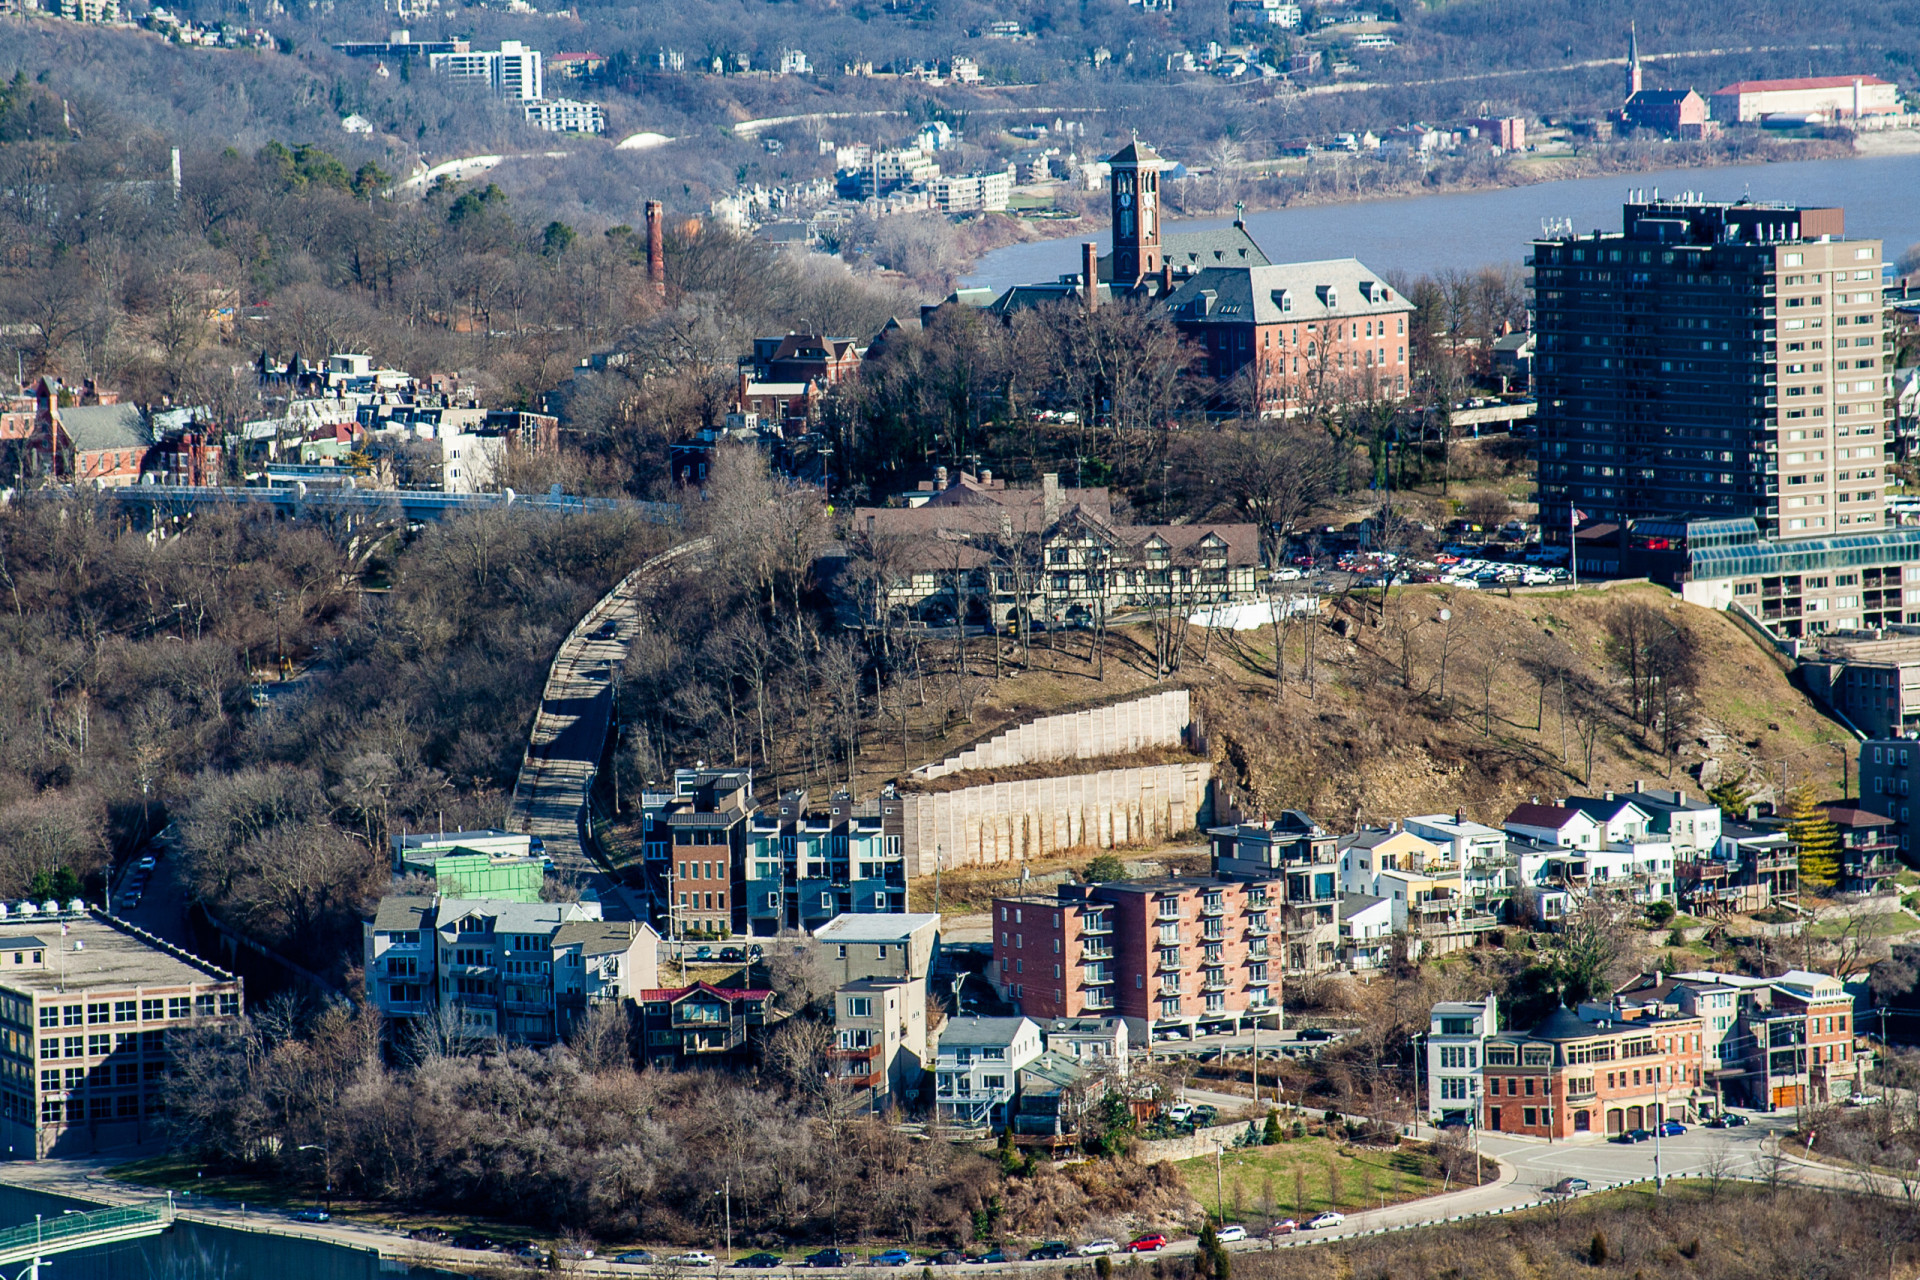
[832,582,1847,839]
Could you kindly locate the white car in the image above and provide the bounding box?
[1077,1241,1118,1257]
[1270,566,1303,582]
[1305,1213,1345,1230]
[1214,1226,1247,1244]
[672,1253,717,1267]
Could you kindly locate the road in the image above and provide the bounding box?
[507,539,707,921]
[0,1116,1884,1276]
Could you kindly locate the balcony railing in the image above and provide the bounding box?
[1200,899,1225,917]
[1080,915,1113,936]
[1080,942,1114,961]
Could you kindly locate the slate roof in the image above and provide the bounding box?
[1163,258,1413,325]
[59,404,149,452]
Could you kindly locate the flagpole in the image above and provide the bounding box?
[1570,505,1578,591]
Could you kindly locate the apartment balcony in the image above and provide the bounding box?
[681,1024,748,1054]
[503,994,552,1013]
[1080,941,1114,961]
[1567,1087,1597,1102]
[1083,993,1116,1012]
[1156,906,1182,922]
[1248,942,1270,958]
[1080,915,1113,936]
[673,1009,748,1032]
[1201,971,1229,992]
[1200,899,1226,918]
[445,962,495,977]
[1083,967,1114,986]
[1156,952,1186,973]
[1246,919,1271,937]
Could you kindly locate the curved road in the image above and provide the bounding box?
[508,539,708,920]
[0,1114,1881,1275]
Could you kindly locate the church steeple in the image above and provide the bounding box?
[1626,21,1643,98]
[1106,138,1165,287]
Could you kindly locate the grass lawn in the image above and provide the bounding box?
[1804,908,1920,939]
[1174,1135,1480,1224]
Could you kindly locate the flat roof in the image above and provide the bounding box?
[0,914,236,996]
[813,913,940,942]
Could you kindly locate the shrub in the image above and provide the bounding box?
[1590,1230,1609,1265]
[1645,901,1676,927]
[1263,1112,1283,1145]
[1096,1257,1113,1280]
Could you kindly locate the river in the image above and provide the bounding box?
[0,1183,464,1280]
[965,151,1920,292]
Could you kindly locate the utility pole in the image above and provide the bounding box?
[1213,1143,1225,1223]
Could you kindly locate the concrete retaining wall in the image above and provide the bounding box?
[902,762,1212,875]
[913,689,1190,780]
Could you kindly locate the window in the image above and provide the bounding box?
[63,1005,82,1027]
[1523,1107,1537,1126]
[167,998,190,1019]
[846,997,872,1017]
[37,1007,55,1029]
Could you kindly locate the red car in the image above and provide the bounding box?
[1124,1236,1168,1254]
[1266,1220,1298,1238]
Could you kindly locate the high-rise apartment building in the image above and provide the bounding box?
[1532,198,1889,542]
[429,40,544,102]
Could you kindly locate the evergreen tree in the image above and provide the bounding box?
[1784,782,1842,892]
[1263,1111,1283,1145]
[1706,775,1754,819]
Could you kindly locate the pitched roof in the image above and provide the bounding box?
[552,920,652,955]
[1504,802,1587,829]
[638,981,773,1002]
[0,936,48,951]
[1164,258,1413,325]
[1626,89,1703,105]
[372,896,434,931]
[1529,1005,1598,1040]
[1106,140,1164,166]
[1565,796,1651,823]
[59,404,149,452]
[1714,75,1892,94]
[1099,225,1271,282]
[1820,803,1895,827]
[939,1015,1035,1046]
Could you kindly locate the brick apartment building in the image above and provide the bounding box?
[994,877,1279,1040]
[641,769,755,938]
[1481,1005,1707,1139]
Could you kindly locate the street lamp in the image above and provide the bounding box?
[297,1143,332,1213]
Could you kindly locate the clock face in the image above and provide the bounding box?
[1118,192,1133,208]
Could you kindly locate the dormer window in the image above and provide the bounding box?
[1318,285,1338,308]
[1272,289,1293,313]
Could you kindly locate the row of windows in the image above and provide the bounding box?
[35,994,235,1029]
[39,1030,169,1059]
[41,1060,164,1090]
[42,1093,161,1124]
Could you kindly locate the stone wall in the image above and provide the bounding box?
[913,689,1190,781]
[1136,1119,1257,1163]
[902,761,1212,875]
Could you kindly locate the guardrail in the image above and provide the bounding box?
[0,1197,173,1266]
[90,483,681,525]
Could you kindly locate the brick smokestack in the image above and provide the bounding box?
[645,200,666,297]
[1082,241,1099,310]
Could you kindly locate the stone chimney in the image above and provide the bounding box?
[645,200,667,296]
[1042,472,1062,525]
[935,464,949,491]
[1082,241,1099,310]
[1160,261,1174,295]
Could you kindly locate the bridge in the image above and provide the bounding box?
[508,537,710,919]
[88,482,680,525]
[0,1198,174,1270]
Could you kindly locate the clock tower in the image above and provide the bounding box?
[1107,139,1164,286]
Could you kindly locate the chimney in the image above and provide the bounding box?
[1082,241,1099,310]
[1043,472,1062,525]
[645,200,667,296]
[935,464,949,491]
[1633,779,1643,793]
[979,469,993,486]
[1454,807,1463,824]
[1161,261,1174,295]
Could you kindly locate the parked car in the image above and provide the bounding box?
[968,1250,1008,1264]
[673,1252,718,1267]
[136,855,157,871]
[1270,566,1304,582]
[738,1254,786,1268]
[617,1251,658,1265]
[1658,1121,1686,1137]
[1027,1243,1072,1261]
[1190,1105,1218,1126]
[719,947,746,962]
[452,1234,499,1252]
[1215,1226,1247,1244]
[1297,1029,1336,1042]
[507,1243,550,1262]
[1077,1240,1119,1256]
[692,946,714,960]
[558,1245,596,1260]
[1614,1129,1653,1144]
[870,1250,914,1267]
[1708,1112,1749,1128]
[293,1209,331,1224]
[1166,1103,1195,1123]
[807,1250,852,1268]
[1548,1178,1590,1196]
[1305,1213,1345,1230]
[408,1227,451,1244]
[1265,1221,1298,1238]
[926,1251,965,1266]
[1125,1235,1168,1253]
